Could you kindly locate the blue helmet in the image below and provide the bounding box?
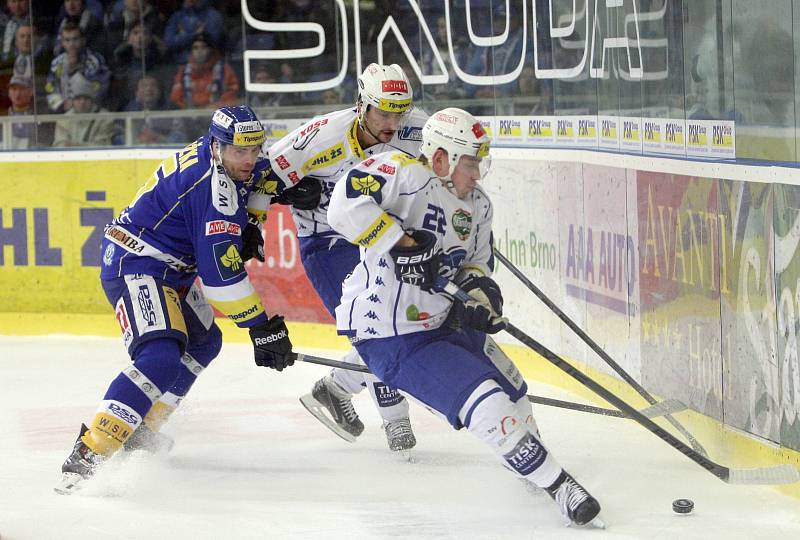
[208,105,266,147]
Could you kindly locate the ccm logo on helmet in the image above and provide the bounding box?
[255,330,287,345]
[382,80,408,93]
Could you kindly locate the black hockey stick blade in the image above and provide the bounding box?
[493,248,709,457]
[529,395,687,419]
[437,278,800,485]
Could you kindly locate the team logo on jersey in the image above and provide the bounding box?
[451,209,472,240]
[205,220,242,236]
[254,177,278,195]
[390,152,418,167]
[347,170,386,203]
[214,242,244,281]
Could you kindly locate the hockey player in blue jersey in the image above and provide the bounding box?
[56,105,296,494]
[327,108,602,526]
[244,64,427,452]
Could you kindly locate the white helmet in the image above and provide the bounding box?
[357,63,413,122]
[420,108,491,174]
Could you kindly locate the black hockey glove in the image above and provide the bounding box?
[271,176,322,210]
[241,215,265,263]
[460,275,504,316]
[389,229,441,292]
[249,315,295,371]
[450,276,507,334]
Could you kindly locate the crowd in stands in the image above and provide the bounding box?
[0,1,553,148]
[0,0,349,147]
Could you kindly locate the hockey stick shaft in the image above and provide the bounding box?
[493,248,708,457]
[529,395,687,419]
[296,352,669,417]
[438,278,800,485]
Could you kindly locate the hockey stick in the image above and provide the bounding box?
[529,395,686,419]
[493,249,709,457]
[295,353,686,419]
[438,278,800,485]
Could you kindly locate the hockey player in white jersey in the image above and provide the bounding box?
[245,63,427,451]
[327,108,602,526]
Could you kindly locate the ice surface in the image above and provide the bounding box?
[1,336,799,539]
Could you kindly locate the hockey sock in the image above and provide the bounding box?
[83,339,183,456]
[328,348,368,395]
[366,375,410,422]
[459,380,561,488]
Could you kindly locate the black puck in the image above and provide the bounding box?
[672,498,694,514]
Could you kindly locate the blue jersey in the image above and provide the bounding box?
[100,136,271,328]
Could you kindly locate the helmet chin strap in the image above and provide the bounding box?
[213,139,239,181]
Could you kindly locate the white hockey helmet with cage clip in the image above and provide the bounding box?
[357,63,413,123]
[420,107,491,178]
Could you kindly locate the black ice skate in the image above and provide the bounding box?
[545,471,602,527]
[123,423,175,454]
[382,417,416,452]
[300,376,365,443]
[54,424,105,495]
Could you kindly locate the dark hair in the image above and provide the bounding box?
[61,21,83,37]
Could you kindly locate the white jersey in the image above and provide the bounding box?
[258,107,427,239]
[328,151,494,340]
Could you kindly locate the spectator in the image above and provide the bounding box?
[53,73,117,147]
[111,20,168,109]
[169,31,239,110]
[11,24,54,83]
[420,15,468,101]
[106,0,165,50]
[1,0,29,62]
[45,21,110,112]
[6,74,34,148]
[247,64,283,109]
[163,0,224,64]
[54,0,105,56]
[124,75,186,145]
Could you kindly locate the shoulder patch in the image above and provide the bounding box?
[292,118,329,150]
[390,152,418,167]
[346,170,387,204]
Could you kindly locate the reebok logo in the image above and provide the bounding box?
[255,330,287,345]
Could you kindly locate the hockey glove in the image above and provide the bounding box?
[271,177,322,210]
[460,275,504,316]
[389,229,441,292]
[249,315,295,371]
[241,215,265,263]
[450,276,506,334]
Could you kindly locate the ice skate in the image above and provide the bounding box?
[383,417,416,450]
[54,424,105,495]
[545,471,602,527]
[122,423,174,454]
[300,376,365,442]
